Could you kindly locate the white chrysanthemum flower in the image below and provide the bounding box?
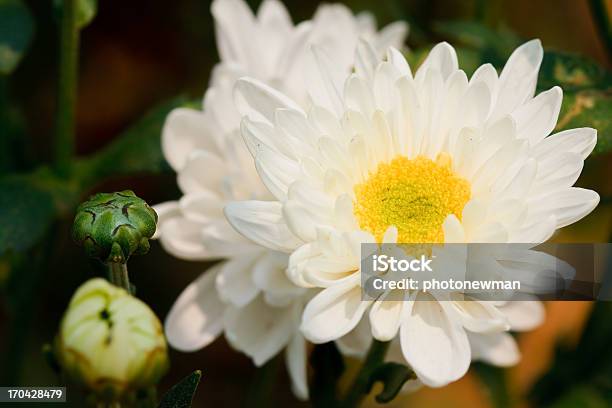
[155,0,407,399]
[225,39,599,387]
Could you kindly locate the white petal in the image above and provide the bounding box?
[335,318,372,358]
[162,108,217,171]
[165,264,225,351]
[369,297,403,341]
[491,39,543,120]
[386,47,411,77]
[452,300,509,333]
[468,332,520,367]
[216,255,260,307]
[285,332,309,400]
[152,201,180,240]
[532,188,599,228]
[376,21,409,51]
[443,215,465,243]
[158,216,211,260]
[417,42,458,81]
[255,144,302,200]
[470,63,498,88]
[257,0,292,32]
[211,0,256,67]
[252,251,304,306]
[225,200,303,252]
[532,127,597,161]
[400,294,471,387]
[301,274,369,343]
[241,116,288,158]
[224,296,296,366]
[179,191,224,224]
[283,200,320,242]
[499,300,544,331]
[345,74,375,118]
[512,215,557,243]
[275,108,318,147]
[306,45,345,116]
[177,151,226,194]
[354,39,379,83]
[201,217,260,251]
[513,86,562,144]
[234,77,303,124]
[459,80,492,128]
[533,152,582,191]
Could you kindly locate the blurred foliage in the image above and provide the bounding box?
[75,0,96,28]
[556,89,612,155]
[434,20,522,68]
[0,96,194,258]
[76,96,197,187]
[472,362,510,408]
[0,176,55,254]
[432,20,612,155]
[539,51,612,91]
[530,302,612,407]
[0,0,33,75]
[52,0,97,28]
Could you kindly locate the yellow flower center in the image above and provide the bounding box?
[353,153,471,243]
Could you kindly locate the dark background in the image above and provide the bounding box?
[1,0,611,406]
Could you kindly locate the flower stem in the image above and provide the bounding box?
[54,0,80,178]
[589,0,612,61]
[246,354,281,408]
[341,340,390,407]
[108,262,132,294]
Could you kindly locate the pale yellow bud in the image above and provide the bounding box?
[56,278,168,398]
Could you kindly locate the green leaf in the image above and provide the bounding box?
[158,370,202,408]
[0,176,55,254]
[76,96,197,186]
[367,362,415,403]
[0,0,34,75]
[0,95,28,175]
[555,89,612,155]
[0,165,82,255]
[548,386,609,408]
[538,51,612,92]
[433,20,521,67]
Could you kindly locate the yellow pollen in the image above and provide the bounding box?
[353,153,471,243]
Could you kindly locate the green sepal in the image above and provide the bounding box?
[72,190,157,263]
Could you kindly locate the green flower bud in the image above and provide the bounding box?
[56,278,169,399]
[72,191,158,263]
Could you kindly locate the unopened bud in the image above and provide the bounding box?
[72,191,157,263]
[56,278,168,399]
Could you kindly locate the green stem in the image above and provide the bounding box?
[54,0,80,178]
[245,354,281,408]
[341,340,390,408]
[108,262,131,294]
[589,0,612,61]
